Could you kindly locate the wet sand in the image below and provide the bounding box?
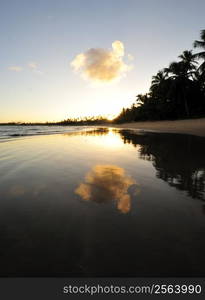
[0,128,205,276]
[108,118,205,137]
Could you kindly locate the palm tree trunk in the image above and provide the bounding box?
[182,87,190,117]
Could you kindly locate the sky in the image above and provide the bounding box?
[1,0,205,122]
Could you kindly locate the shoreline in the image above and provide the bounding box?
[108,118,205,137]
[1,118,205,139]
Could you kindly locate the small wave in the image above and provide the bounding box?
[10,134,25,137]
[9,133,38,137]
[0,125,94,140]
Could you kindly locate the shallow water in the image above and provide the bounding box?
[0,128,205,276]
[0,125,90,139]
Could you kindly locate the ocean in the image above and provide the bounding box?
[0,125,90,140]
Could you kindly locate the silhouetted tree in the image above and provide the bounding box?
[114,29,205,124]
[194,29,205,81]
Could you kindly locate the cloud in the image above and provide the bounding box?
[33,70,43,75]
[127,54,134,61]
[71,41,131,82]
[75,164,139,213]
[8,66,22,72]
[28,62,43,75]
[28,62,38,69]
[8,62,42,74]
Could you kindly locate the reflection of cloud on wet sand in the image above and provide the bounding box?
[75,165,139,213]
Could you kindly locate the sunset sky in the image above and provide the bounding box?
[1,0,205,122]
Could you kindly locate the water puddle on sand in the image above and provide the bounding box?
[0,128,205,276]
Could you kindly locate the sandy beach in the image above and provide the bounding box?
[0,127,205,277]
[109,118,205,137]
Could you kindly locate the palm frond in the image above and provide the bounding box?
[198,61,205,73]
[193,51,205,60]
[200,29,205,41]
[193,40,205,48]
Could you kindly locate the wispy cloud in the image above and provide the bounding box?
[28,62,43,75]
[8,66,23,72]
[71,41,132,83]
[127,54,134,61]
[28,62,38,69]
[8,62,42,74]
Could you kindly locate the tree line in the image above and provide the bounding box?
[114,29,205,123]
[0,116,110,126]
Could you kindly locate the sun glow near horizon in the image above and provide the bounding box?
[1,39,137,123]
[1,0,205,123]
[0,83,137,123]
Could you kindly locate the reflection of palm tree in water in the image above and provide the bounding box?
[75,165,139,213]
[63,128,109,137]
[119,130,205,201]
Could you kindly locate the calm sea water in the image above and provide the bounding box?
[0,125,90,139]
[0,127,205,276]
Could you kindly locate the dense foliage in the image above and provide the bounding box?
[0,116,110,126]
[114,30,205,123]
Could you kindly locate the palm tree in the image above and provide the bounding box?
[150,70,168,92]
[164,60,192,117]
[178,50,197,78]
[136,93,149,106]
[150,70,170,101]
[151,70,168,85]
[193,29,205,77]
[164,62,182,77]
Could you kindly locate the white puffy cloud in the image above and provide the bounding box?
[71,41,131,82]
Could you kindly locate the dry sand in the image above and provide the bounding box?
[108,118,205,137]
